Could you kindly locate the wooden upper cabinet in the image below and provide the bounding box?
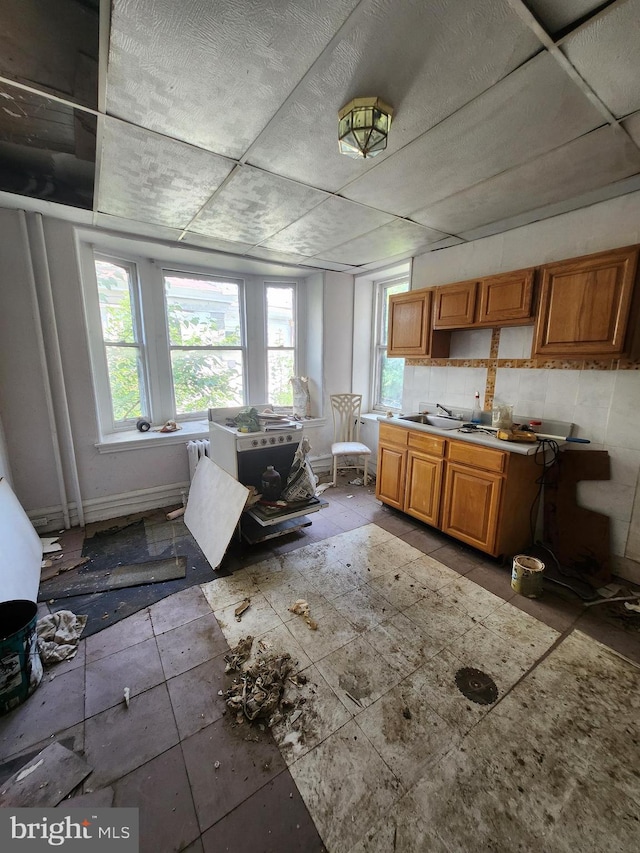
[432,281,476,329]
[476,269,535,327]
[532,246,639,358]
[388,289,450,357]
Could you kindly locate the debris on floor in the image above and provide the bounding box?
[0,742,92,807]
[288,599,318,630]
[224,636,254,672]
[40,536,62,554]
[123,687,130,708]
[234,598,251,622]
[224,652,298,724]
[166,506,185,520]
[454,667,498,705]
[36,610,87,665]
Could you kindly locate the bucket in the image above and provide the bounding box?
[0,600,43,716]
[511,555,545,598]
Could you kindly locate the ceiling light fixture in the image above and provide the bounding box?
[338,97,393,159]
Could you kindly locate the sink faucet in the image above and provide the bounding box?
[436,403,453,416]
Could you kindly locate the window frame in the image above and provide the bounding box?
[161,267,247,419]
[79,237,303,438]
[264,280,297,407]
[371,275,409,412]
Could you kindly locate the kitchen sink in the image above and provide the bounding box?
[400,413,464,430]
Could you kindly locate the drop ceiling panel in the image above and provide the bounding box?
[97,119,235,228]
[342,51,604,216]
[191,166,328,243]
[106,0,360,159]
[260,196,394,255]
[320,219,449,266]
[0,0,99,108]
[300,259,356,272]
[248,0,541,191]
[180,233,254,255]
[94,212,184,243]
[623,111,640,147]
[561,0,640,118]
[247,246,315,266]
[415,126,640,235]
[524,0,605,35]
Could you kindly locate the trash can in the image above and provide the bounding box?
[511,555,545,598]
[0,600,43,715]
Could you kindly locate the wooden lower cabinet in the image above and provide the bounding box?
[441,463,502,553]
[376,423,539,557]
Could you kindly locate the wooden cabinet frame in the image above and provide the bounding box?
[387,289,451,357]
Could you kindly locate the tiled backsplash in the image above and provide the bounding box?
[402,324,640,572]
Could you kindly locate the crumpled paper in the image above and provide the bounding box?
[36,611,88,665]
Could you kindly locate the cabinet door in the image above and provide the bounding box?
[405,451,442,527]
[388,290,430,356]
[476,269,535,326]
[375,444,407,509]
[533,246,639,357]
[433,281,477,329]
[441,463,503,554]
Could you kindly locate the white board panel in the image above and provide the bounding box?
[0,477,42,603]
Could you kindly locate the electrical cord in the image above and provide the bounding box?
[528,438,560,548]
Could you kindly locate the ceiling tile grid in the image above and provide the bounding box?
[247,0,542,191]
[190,165,329,244]
[524,0,606,36]
[259,195,395,255]
[342,51,606,217]
[106,0,361,159]
[415,125,640,236]
[319,218,450,266]
[97,119,235,228]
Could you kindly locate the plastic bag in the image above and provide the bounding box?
[281,437,317,502]
[290,377,311,418]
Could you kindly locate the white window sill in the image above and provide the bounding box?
[96,417,327,454]
[95,420,210,454]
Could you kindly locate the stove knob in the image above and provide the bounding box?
[278,435,285,442]
[269,437,276,444]
[286,434,292,442]
[261,438,268,446]
[251,439,259,447]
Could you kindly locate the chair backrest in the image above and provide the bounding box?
[330,394,363,443]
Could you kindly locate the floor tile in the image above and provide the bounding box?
[402,591,477,644]
[372,512,418,537]
[445,623,534,693]
[59,786,115,808]
[284,606,359,663]
[212,592,283,648]
[244,622,313,673]
[156,613,229,680]
[113,745,200,853]
[401,553,460,590]
[331,585,398,633]
[84,683,179,788]
[465,562,516,602]
[481,600,560,658]
[201,769,326,853]
[355,538,426,578]
[302,559,366,599]
[148,585,213,635]
[510,588,583,633]
[165,653,228,740]
[348,790,450,853]
[85,608,154,663]
[270,664,351,765]
[182,717,285,833]
[364,613,449,678]
[0,722,85,785]
[365,568,430,611]
[399,525,446,555]
[289,719,402,853]
[85,636,165,718]
[43,639,86,677]
[355,678,458,789]
[200,573,260,613]
[574,608,640,666]
[0,666,85,759]
[180,839,204,853]
[428,542,484,574]
[255,570,334,624]
[315,634,404,713]
[437,574,506,621]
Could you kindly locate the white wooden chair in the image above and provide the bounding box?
[330,394,371,487]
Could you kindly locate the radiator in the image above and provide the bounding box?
[187,439,210,481]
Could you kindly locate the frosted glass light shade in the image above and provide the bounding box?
[338,97,393,159]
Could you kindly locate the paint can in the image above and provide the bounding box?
[0,600,43,715]
[511,555,545,598]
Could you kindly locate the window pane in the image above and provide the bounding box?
[379,352,404,409]
[171,350,244,413]
[95,260,135,343]
[165,275,241,346]
[266,285,294,347]
[105,346,144,421]
[268,350,294,406]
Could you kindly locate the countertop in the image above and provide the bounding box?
[376,415,566,455]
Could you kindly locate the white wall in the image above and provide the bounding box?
[406,190,640,580]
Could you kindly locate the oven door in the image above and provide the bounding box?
[236,443,298,493]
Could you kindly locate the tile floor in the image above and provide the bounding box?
[1,483,639,852]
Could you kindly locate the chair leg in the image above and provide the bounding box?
[363,458,368,487]
[332,456,337,487]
